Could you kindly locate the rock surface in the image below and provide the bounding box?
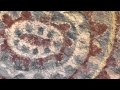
[0,11,119,79]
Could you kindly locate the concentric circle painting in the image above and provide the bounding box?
[0,11,120,79]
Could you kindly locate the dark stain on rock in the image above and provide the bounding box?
[95,69,110,79]
[90,44,102,56]
[36,58,44,66]
[19,34,51,47]
[44,47,51,53]
[116,12,120,24]
[52,11,67,22]
[81,12,106,66]
[84,11,93,20]
[13,39,19,46]
[26,24,33,33]
[13,56,30,71]
[105,56,117,68]
[1,39,10,51]
[55,53,64,61]
[67,31,77,40]
[21,45,29,53]
[51,23,70,32]
[0,29,5,37]
[59,37,72,54]
[64,37,72,47]
[42,39,51,47]
[21,11,32,20]
[54,41,62,49]
[40,14,51,24]
[64,47,74,56]
[15,29,22,37]
[38,27,44,35]
[2,14,14,27]
[1,52,9,61]
[33,48,38,55]
[47,30,55,38]
[91,22,108,37]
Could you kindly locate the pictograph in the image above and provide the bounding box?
[0,11,119,79]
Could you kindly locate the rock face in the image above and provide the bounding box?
[0,11,119,79]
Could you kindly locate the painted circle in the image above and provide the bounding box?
[5,20,64,59]
[0,11,92,79]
